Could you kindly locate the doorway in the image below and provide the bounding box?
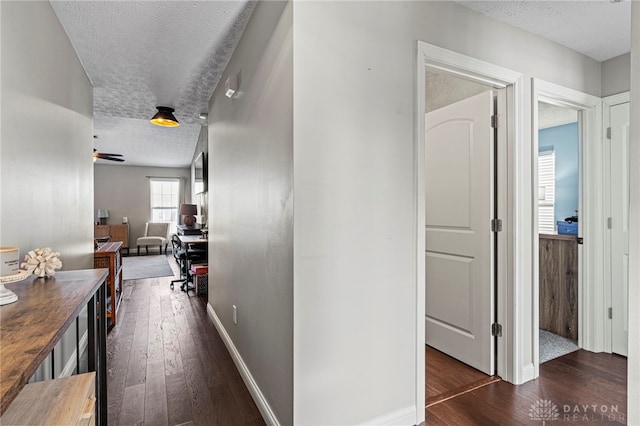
[424,71,498,376]
[416,44,522,412]
[536,101,581,363]
[532,79,610,377]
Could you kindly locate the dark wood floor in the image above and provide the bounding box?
[106,257,265,426]
[426,346,499,407]
[426,348,627,425]
[108,260,626,425]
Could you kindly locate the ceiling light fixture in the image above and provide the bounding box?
[150,106,179,127]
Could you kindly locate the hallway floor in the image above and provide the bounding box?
[426,347,627,425]
[106,263,264,426]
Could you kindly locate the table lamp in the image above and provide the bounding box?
[97,209,109,225]
[180,204,198,227]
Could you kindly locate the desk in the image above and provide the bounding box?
[177,224,203,236]
[95,241,123,326]
[177,235,208,245]
[0,269,108,424]
[177,235,208,294]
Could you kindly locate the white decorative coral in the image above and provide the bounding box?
[21,248,62,277]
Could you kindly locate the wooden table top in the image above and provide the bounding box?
[0,269,108,414]
[95,241,123,253]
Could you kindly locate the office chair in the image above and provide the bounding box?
[170,235,187,291]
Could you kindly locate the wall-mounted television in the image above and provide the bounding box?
[193,151,207,194]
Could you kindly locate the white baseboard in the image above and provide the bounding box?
[207,303,280,426]
[60,330,89,378]
[519,363,536,384]
[359,405,417,426]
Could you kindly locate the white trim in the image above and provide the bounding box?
[60,330,88,378]
[603,92,631,108]
[415,42,526,413]
[413,41,426,426]
[358,405,416,426]
[206,303,280,426]
[532,79,602,378]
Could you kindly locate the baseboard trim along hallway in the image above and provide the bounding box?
[207,303,281,426]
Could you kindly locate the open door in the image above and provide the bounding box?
[425,90,495,375]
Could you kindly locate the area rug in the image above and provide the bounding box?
[122,255,175,281]
[539,329,579,363]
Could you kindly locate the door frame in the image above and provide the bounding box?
[603,91,631,354]
[531,79,602,376]
[415,41,524,424]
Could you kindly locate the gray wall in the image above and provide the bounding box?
[292,1,601,424]
[602,53,631,97]
[94,164,191,244]
[208,1,293,424]
[1,1,93,378]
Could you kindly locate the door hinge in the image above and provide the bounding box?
[576,237,584,245]
[491,218,502,232]
[608,217,612,229]
[491,114,499,129]
[607,127,612,140]
[608,307,613,319]
[491,323,502,337]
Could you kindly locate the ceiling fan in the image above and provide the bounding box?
[93,149,124,162]
[93,135,124,162]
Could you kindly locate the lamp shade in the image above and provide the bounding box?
[97,209,109,218]
[150,106,179,127]
[179,204,198,216]
[179,204,198,227]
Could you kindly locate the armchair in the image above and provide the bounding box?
[136,222,169,255]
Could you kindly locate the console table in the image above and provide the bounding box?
[95,241,123,326]
[0,269,108,425]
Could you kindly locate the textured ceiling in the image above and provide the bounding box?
[50,0,256,167]
[538,102,578,130]
[457,0,631,62]
[51,1,629,168]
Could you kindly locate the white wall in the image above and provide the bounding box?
[1,1,93,378]
[207,1,293,424]
[292,1,601,424]
[602,53,631,97]
[627,4,640,424]
[94,164,191,244]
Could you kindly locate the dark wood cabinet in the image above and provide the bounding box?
[539,233,578,340]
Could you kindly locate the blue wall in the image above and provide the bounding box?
[539,122,579,224]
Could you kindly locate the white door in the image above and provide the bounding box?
[425,91,495,375]
[611,102,630,356]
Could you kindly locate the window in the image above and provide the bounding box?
[538,150,555,234]
[150,178,180,233]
